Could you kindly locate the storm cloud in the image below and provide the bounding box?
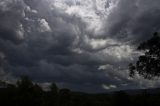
[0,0,160,92]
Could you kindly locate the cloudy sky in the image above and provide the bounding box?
[0,0,160,92]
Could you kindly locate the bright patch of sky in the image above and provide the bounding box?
[48,0,118,35]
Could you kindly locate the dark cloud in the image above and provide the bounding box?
[103,0,160,43]
[0,0,160,92]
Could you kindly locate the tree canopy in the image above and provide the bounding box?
[129,32,160,79]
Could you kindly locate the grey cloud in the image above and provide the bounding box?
[1,0,160,92]
[103,0,160,44]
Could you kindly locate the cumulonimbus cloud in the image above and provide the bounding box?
[0,0,160,92]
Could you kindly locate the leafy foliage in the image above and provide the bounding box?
[129,32,160,79]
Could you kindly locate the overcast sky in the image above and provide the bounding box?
[0,0,160,92]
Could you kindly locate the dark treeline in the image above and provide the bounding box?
[1,76,160,106]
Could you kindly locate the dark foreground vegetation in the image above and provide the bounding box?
[129,32,160,79]
[1,76,160,106]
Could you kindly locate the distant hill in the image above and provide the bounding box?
[113,88,160,95]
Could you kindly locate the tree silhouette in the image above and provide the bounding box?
[16,76,34,90]
[50,82,59,94]
[129,32,160,79]
[46,82,59,106]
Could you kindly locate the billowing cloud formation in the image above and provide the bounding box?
[103,0,160,41]
[0,0,160,92]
